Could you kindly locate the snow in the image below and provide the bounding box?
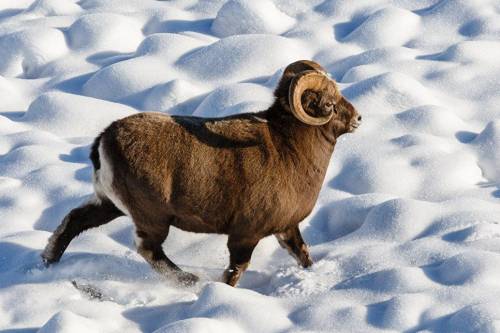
[343,7,421,49]
[38,310,100,333]
[0,0,499,332]
[67,13,144,52]
[211,0,295,37]
[474,121,500,183]
[25,0,82,17]
[22,92,136,137]
[0,27,68,78]
[193,83,273,117]
[177,34,311,83]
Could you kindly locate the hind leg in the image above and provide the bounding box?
[42,197,124,265]
[135,223,199,286]
[275,226,313,268]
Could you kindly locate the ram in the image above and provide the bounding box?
[42,60,361,287]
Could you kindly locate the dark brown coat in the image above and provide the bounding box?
[42,60,361,287]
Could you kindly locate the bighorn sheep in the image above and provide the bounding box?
[42,60,361,287]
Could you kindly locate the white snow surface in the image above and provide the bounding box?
[0,0,499,332]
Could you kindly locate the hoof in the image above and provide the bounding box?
[40,246,61,267]
[176,271,199,286]
[40,254,57,267]
[222,269,241,287]
[300,255,313,268]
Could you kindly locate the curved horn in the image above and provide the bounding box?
[288,70,336,126]
[283,60,326,77]
[274,60,327,100]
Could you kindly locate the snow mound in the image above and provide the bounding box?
[67,13,143,52]
[473,121,500,183]
[0,144,62,179]
[447,222,500,243]
[136,33,206,61]
[438,41,500,64]
[83,57,170,103]
[331,153,420,197]
[337,266,435,293]
[332,47,418,81]
[25,0,82,16]
[38,310,99,333]
[317,194,394,241]
[376,294,433,330]
[344,7,421,48]
[433,251,500,286]
[22,92,136,137]
[142,79,206,112]
[447,303,500,333]
[154,318,244,333]
[177,34,310,83]
[415,150,483,200]
[343,72,439,112]
[211,0,295,37]
[395,105,465,136]
[193,83,273,117]
[459,15,500,38]
[0,77,24,111]
[355,198,437,242]
[190,283,291,332]
[0,28,68,78]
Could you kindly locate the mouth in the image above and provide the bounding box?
[349,122,360,132]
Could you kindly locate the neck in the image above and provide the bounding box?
[265,104,337,177]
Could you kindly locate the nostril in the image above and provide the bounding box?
[357,115,362,121]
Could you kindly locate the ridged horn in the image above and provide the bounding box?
[283,60,327,77]
[288,70,336,126]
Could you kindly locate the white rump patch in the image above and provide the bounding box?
[94,140,131,216]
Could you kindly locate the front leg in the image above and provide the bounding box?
[223,236,260,287]
[275,225,313,268]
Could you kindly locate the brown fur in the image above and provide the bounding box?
[42,60,361,287]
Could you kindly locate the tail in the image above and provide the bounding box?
[90,133,102,171]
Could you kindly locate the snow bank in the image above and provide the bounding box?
[142,79,206,112]
[344,7,421,48]
[25,0,82,16]
[354,198,437,242]
[189,283,291,332]
[83,57,171,103]
[67,13,143,52]
[136,33,207,61]
[211,0,295,37]
[0,0,499,332]
[395,105,465,137]
[193,83,273,117]
[343,72,440,112]
[473,121,500,183]
[0,28,68,78]
[22,92,136,137]
[432,250,500,287]
[177,34,311,83]
[438,41,500,64]
[38,310,99,333]
[154,318,244,333]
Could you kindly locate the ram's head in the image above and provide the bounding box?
[275,60,362,135]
